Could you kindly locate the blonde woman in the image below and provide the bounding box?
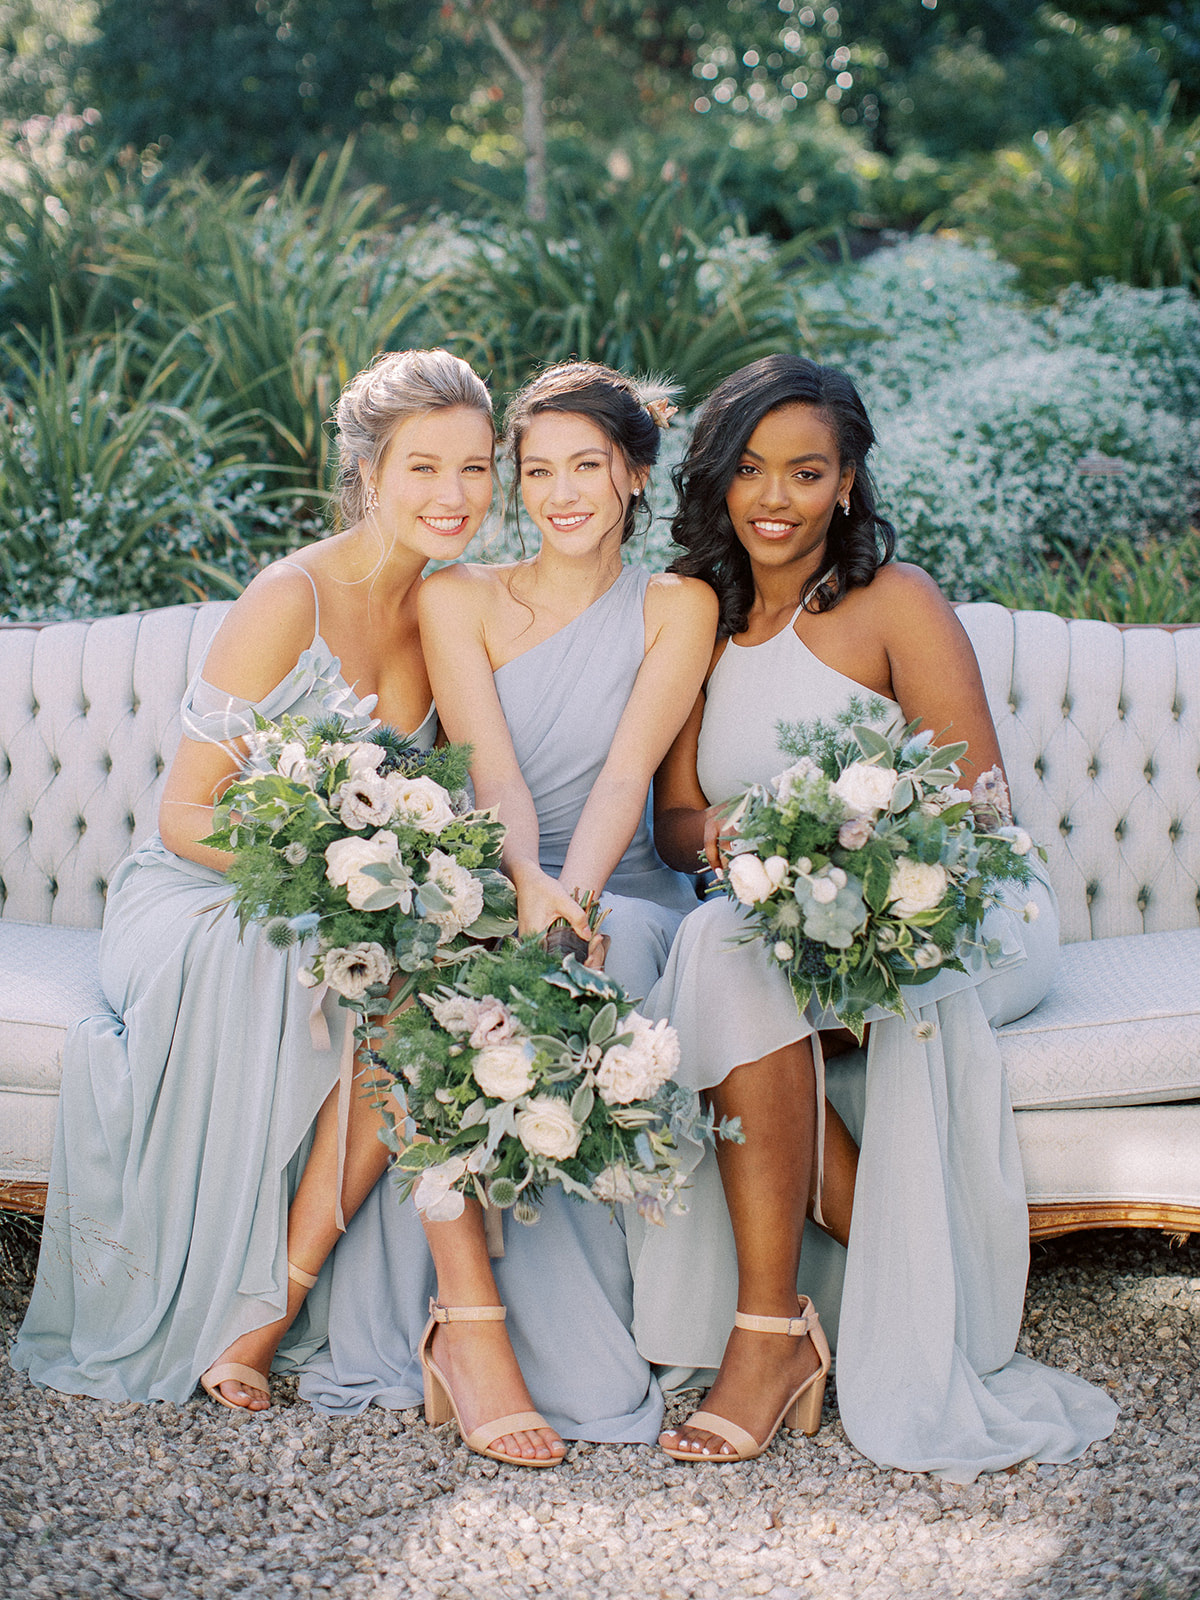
[14,350,495,1412]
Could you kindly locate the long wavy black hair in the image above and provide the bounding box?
[668,355,896,637]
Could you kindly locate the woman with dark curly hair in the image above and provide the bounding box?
[630,355,1117,1476]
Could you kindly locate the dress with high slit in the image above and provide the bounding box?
[629,602,1118,1480]
[299,564,696,1441]
[13,570,419,1402]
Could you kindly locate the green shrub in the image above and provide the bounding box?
[958,101,1200,298]
[986,531,1200,626]
[820,238,1200,599]
[0,312,309,621]
[92,144,436,497]
[435,179,840,407]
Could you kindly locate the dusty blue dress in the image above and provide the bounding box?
[630,606,1118,1479]
[13,575,429,1402]
[299,564,694,1441]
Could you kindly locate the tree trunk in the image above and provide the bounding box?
[483,17,560,222]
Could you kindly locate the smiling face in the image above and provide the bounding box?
[517,411,647,559]
[724,403,855,577]
[365,404,494,562]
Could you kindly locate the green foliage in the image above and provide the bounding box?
[0,307,293,619]
[438,178,836,406]
[986,531,1200,625]
[91,145,436,498]
[959,101,1200,297]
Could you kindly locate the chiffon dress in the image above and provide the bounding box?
[13,570,421,1402]
[299,564,697,1442]
[630,602,1118,1480]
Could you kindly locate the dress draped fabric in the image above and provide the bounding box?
[630,611,1118,1479]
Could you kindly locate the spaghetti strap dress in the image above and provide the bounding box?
[299,564,694,1441]
[12,568,433,1403]
[629,607,1118,1480]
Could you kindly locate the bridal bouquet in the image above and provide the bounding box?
[205,711,516,1003]
[379,940,732,1228]
[720,697,1040,1038]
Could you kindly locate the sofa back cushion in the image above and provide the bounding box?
[0,603,228,929]
[3,598,1198,944]
[960,604,1200,944]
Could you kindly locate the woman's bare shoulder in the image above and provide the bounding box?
[645,569,720,622]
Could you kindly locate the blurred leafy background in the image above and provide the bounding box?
[0,0,1197,620]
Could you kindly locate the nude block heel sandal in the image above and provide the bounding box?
[418,1299,561,1468]
[199,1259,319,1412]
[663,1297,831,1463]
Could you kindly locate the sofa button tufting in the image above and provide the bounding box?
[1061,699,1071,717]
[1114,818,1126,840]
[155,754,165,776]
[1144,760,1156,782]
[1138,887,1151,912]
[96,878,107,896]
[1085,880,1099,904]
[1169,821,1181,842]
[1059,817,1072,836]
[1034,757,1045,778]
[1117,702,1126,720]
[48,878,58,898]
[126,814,136,833]
[1007,698,1018,714]
[76,816,87,835]
[1087,759,1099,779]
[102,752,113,774]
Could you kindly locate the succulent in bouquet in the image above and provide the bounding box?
[720,696,1043,1039]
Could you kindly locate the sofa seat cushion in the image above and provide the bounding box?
[999,928,1200,1110]
[0,920,106,1089]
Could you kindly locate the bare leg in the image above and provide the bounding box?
[421,1200,565,1463]
[660,1037,825,1459]
[203,1058,394,1409]
[808,1098,859,1249]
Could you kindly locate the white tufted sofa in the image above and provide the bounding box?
[1,601,1198,1237]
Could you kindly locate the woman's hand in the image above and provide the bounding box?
[513,867,594,944]
[701,804,740,877]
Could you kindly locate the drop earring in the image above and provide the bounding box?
[363,483,379,514]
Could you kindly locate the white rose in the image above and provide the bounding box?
[773,756,822,803]
[727,852,776,906]
[473,1041,537,1100]
[413,1156,468,1222]
[468,998,520,1049]
[515,1096,582,1160]
[424,993,483,1037]
[763,855,790,889]
[389,775,456,834]
[321,941,393,999]
[591,1165,636,1204]
[277,740,318,786]
[887,858,949,918]
[331,771,395,830]
[422,849,485,943]
[831,760,899,817]
[324,830,413,912]
[595,1014,679,1105]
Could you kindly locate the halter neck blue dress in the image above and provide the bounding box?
[629,605,1117,1480]
[299,564,694,1442]
[14,568,431,1402]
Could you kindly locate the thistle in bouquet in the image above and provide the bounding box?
[720,694,1043,1039]
[378,934,739,1232]
[203,711,517,1033]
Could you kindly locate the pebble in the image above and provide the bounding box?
[1,1229,1197,1599]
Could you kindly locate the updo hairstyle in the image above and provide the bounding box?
[503,361,672,544]
[669,354,896,636]
[333,348,493,527]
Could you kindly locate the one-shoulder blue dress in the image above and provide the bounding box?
[14,575,422,1402]
[298,564,695,1441]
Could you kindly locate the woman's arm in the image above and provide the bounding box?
[558,574,719,896]
[874,565,1005,783]
[158,566,319,869]
[418,566,592,941]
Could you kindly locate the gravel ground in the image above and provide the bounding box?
[1,1226,1197,1600]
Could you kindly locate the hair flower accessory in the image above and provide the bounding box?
[646,398,678,429]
